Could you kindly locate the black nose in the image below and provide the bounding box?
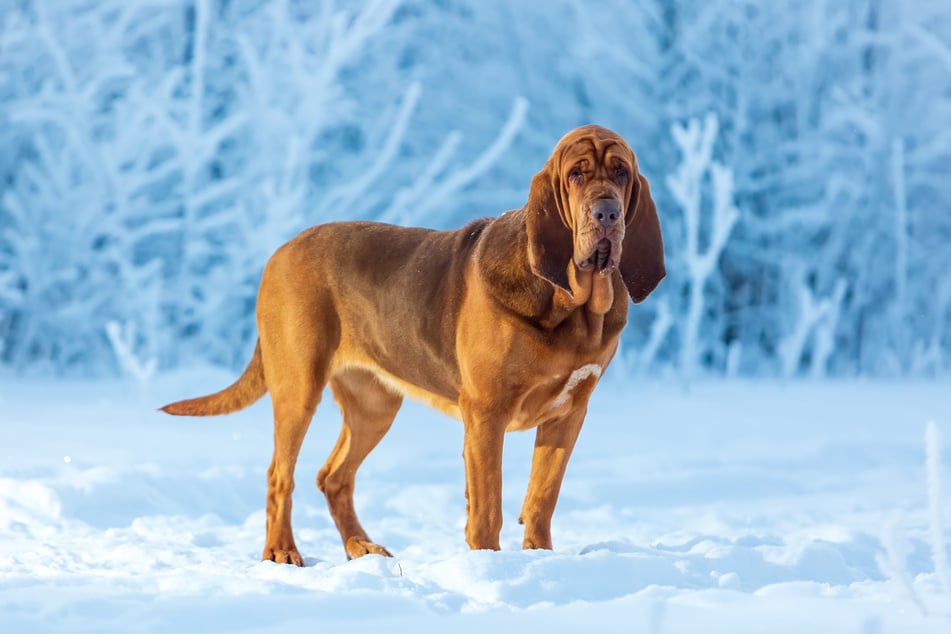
[591,200,621,227]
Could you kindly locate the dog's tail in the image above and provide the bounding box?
[160,340,267,416]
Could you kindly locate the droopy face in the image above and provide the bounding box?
[526,125,665,305]
[557,126,638,275]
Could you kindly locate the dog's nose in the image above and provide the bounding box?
[591,200,621,228]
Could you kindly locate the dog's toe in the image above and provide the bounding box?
[345,537,392,560]
[263,547,305,567]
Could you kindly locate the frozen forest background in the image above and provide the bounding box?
[1,0,950,379]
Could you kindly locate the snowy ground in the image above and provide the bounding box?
[1,370,950,632]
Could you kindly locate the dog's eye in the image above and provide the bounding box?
[614,166,629,183]
[568,167,584,185]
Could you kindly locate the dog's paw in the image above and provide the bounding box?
[345,537,392,560]
[262,546,305,567]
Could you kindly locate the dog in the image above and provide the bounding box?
[161,125,665,564]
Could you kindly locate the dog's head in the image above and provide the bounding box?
[526,125,665,303]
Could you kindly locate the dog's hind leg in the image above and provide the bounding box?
[257,243,338,566]
[318,368,402,560]
[259,340,329,566]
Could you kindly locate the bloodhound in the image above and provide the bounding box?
[161,125,665,564]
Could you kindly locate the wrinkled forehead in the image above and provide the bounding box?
[555,125,635,166]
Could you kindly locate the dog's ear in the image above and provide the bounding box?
[619,173,665,303]
[526,163,573,294]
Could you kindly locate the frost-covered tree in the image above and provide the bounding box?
[0,0,527,374]
[639,0,951,376]
[664,114,739,376]
[1,0,949,377]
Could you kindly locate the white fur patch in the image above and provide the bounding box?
[550,363,602,409]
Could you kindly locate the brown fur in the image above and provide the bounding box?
[161,125,665,564]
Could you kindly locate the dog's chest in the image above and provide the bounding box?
[505,361,604,431]
[549,363,602,409]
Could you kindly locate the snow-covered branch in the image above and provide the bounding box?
[106,321,158,384]
[667,114,740,376]
[925,421,951,604]
[380,96,529,226]
[778,269,846,378]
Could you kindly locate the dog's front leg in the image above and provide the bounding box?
[518,409,585,550]
[460,398,507,551]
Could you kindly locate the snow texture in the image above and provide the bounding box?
[2,373,951,632]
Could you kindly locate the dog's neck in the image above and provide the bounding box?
[565,264,614,314]
[475,211,623,339]
[538,264,613,336]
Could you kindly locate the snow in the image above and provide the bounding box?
[2,372,951,632]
